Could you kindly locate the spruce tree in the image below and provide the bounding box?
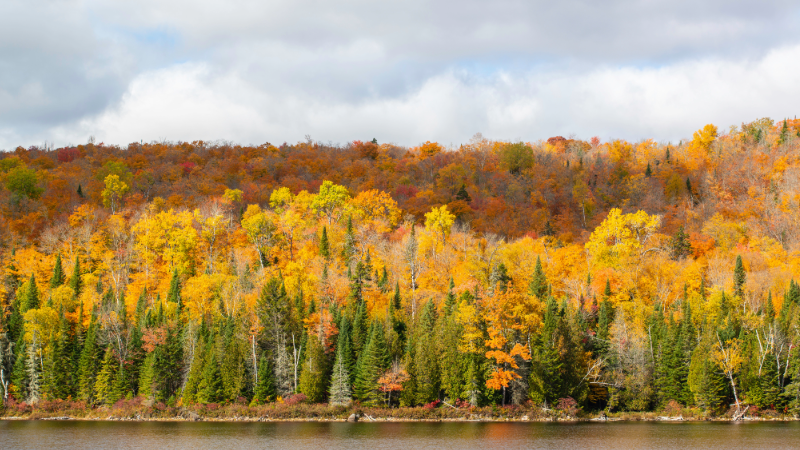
[50,254,65,288]
[77,317,100,403]
[138,353,156,400]
[529,256,548,299]
[197,346,223,404]
[68,256,82,299]
[645,162,652,177]
[10,340,28,401]
[354,322,390,406]
[251,355,277,405]
[94,347,118,405]
[413,302,439,404]
[319,226,330,259]
[22,274,39,312]
[299,336,329,403]
[329,342,352,406]
[733,255,746,299]
[166,269,181,309]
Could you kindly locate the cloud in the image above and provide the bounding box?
[2,0,800,149]
[43,44,800,148]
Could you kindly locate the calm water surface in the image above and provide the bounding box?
[1,420,799,449]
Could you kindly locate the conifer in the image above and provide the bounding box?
[733,255,746,299]
[251,355,277,405]
[319,226,330,259]
[529,256,548,299]
[50,254,64,288]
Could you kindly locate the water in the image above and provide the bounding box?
[1,420,799,449]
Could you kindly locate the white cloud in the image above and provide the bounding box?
[41,44,800,148]
[2,0,800,149]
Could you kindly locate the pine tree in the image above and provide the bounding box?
[10,340,28,401]
[529,256,548,299]
[22,274,39,312]
[77,317,100,403]
[319,226,330,259]
[299,336,329,403]
[733,255,746,299]
[670,226,692,259]
[455,184,471,202]
[77,184,84,198]
[166,269,181,309]
[95,347,119,406]
[197,346,223,404]
[50,254,65,289]
[69,256,82,299]
[688,338,725,413]
[779,119,789,146]
[645,162,652,177]
[329,342,353,406]
[354,322,390,406]
[25,338,41,404]
[413,302,439,404]
[138,352,156,400]
[251,355,277,405]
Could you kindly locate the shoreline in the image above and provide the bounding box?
[2,414,798,423]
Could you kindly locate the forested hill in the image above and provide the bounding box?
[1,118,800,416]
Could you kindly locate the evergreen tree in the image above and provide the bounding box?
[94,347,118,406]
[645,162,652,177]
[197,345,223,404]
[319,226,330,259]
[166,269,181,308]
[68,256,82,299]
[670,226,692,259]
[22,274,39,312]
[733,255,746,299]
[529,256,548,299]
[10,340,28,401]
[329,341,352,406]
[354,322,390,406]
[779,119,789,145]
[25,338,41,404]
[251,355,277,405]
[138,353,156,400]
[299,336,329,403]
[688,338,725,413]
[77,317,100,403]
[455,184,471,202]
[50,254,65,288]
[413,302,439,404]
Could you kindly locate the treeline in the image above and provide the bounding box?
[1,118,800,415]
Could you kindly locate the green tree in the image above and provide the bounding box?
[733,255,746,299]
[5,166,43,200]
[251,355,277,405]
[299,336,329,403]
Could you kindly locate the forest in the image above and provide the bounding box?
[1,117,800,419]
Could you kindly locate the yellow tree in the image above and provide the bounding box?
[101,174,129,214]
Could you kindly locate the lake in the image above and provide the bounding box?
[1,420,799,449]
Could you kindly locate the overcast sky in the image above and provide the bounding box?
[2,0,800,150]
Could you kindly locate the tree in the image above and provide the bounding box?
[319,226,330,259]
[50,254,65,288]
[671,226,692,259]
[733,255,746,299]
[5,166,43,200]
[311,181,350,224]
[529,256,548,299]
[101,174,130,213]
[299,336,329,403]
[252,355,278,405]
[329,341,352,406]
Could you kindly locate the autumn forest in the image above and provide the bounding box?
[1,118,800,419]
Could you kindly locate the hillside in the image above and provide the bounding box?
[1,118,800,417]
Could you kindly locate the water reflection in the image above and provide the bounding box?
[1,420,799,450]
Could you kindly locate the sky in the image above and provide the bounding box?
[2,0,800,150]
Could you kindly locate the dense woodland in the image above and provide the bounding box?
[2,118,800,417]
